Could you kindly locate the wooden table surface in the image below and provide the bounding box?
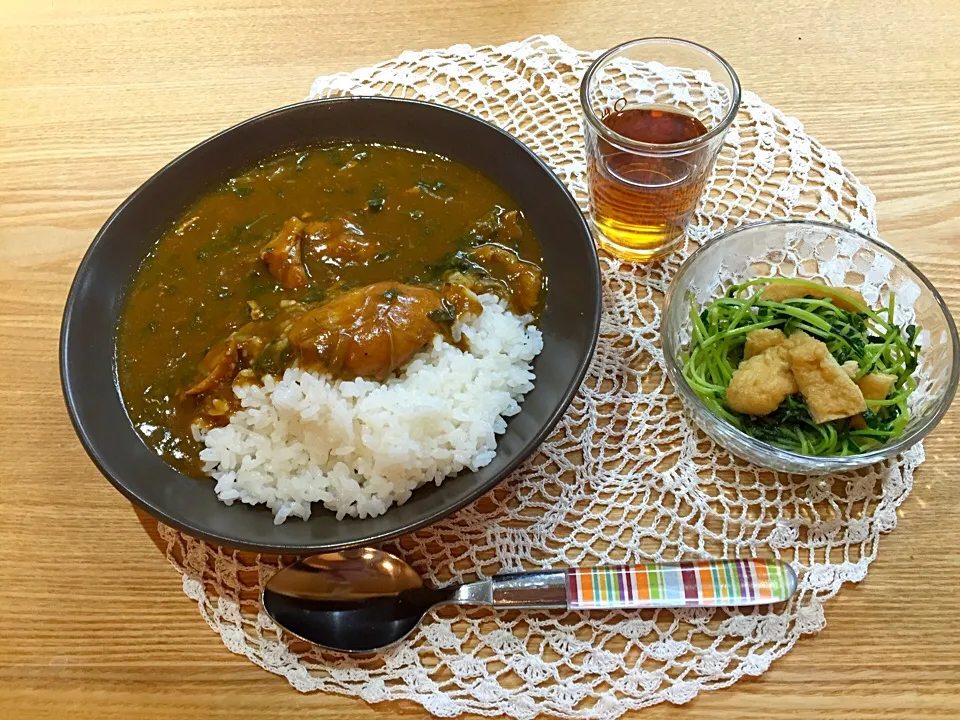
[3,1,960,717]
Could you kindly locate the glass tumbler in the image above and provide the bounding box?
[580,38,741,262]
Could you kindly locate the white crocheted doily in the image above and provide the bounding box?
[159,35,921,719]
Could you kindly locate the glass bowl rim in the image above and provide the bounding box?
[663,218,960,472]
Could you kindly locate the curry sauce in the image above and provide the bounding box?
[117,143,544,475]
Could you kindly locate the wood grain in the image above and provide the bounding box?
[2,0,960,717]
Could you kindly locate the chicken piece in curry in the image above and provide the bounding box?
[117,143,545,475]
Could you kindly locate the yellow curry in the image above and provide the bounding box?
[117,143,545,475]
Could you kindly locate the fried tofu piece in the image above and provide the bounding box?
[726,345,799,416]
[856,372,897,401]
[760,281,866,313]
[785,331,866,423]
[850,372,897,428]
[850,372,897,429]
[743,328,787,359]
[841,360,859,379]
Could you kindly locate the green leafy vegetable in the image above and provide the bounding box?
[417,179,447,192]
[414,179,451,200]
[367,182,388,213]
[322,147,345,167]
[425,249,488,280]
[682,277,922,456]
[247,269,280,297]
[302,286,327,304]
[252,338,293,377]
[428,306,456,324]
[469,206,506,240]
[226,178,253,197]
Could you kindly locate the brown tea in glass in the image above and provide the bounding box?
[587,102,711,257]
[580,38,741,262]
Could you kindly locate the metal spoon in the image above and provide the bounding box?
[262,548,797,653]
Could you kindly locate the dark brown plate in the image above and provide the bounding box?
[60,97,601,552]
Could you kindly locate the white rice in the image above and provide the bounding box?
[197,294,543,523]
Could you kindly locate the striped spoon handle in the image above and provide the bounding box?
[565,558,797,609]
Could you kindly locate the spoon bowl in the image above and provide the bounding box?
[262,548,453,652]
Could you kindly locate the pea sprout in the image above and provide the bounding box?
[681,278,921,456]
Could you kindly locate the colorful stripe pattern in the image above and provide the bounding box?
[566,559,795,609]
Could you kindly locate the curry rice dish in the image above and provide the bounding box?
[116,143,547,523]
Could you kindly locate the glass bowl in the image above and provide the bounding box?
[662,219,959,474]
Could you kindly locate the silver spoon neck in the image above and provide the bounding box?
[451,570,568,609]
